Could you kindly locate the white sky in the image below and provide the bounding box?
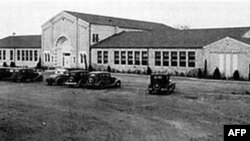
[0,0,250,38]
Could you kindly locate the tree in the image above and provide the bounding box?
[198,68,203,78]
[2,62,7,67]
[88,64,93,71]
[10,62,16,67]
[204,60,207,78]
[146,66,152,75]
[36,57,42,69]
[107,65,111,72]
[213,67,221,79]
[233,70,240,80]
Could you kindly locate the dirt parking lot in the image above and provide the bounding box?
[0,72,250,141]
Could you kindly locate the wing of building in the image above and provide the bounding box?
[41,10,250,79]
[0,35,41,67]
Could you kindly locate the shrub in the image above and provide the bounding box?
[36,58,42,69]
[198,68,203,78]
[107,65,111,72]
[10,62,16,67]
[88,65,93,71]
[233,70,240,80]
[213,67,221,79]
[146,66,152,75]
[2,62,8,67]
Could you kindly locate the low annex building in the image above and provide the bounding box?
[42,11,250,79]
[0,35,41,67]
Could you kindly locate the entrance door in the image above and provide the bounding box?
[63,53,71,68]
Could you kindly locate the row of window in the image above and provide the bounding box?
[155,51,195,67]
[97,50,196,67]
[17,50,38,61]
[0,50,6,60]
[0,50,38,62]
[114,51,148,65]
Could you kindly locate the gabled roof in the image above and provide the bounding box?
[0,35,41,48]
[64,11,174,31]
[93,26,250,48]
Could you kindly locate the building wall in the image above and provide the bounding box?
[0,48,40,67]
[91,47,203,74]
[204,37,250,79]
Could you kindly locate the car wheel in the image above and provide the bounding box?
[47,81,52,86]
[56,78,63,85]
[115,81,121,88]
[99,83,104,89]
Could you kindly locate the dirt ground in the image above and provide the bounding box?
[0,72,250,141]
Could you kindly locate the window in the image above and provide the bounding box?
[80,54,83,63]
[44,53,47,62]
[22,50,25,61]
[188,52,195,67]
[3,50,6,60]
[34,50,38,61]
[155,51,161,66]
[0,50,2,60]
[17,50,20,61]
[114,51,119,64]
[97,51,102,64]
[142,51,148,65]
[171,52,177,66]
[48,53,50,62]
[179,51,186,67]
[127,51,133,65]
[134,51,140,65]
[30,50,33,61]
[10,50,13,60]
[121,51,126,65]
[163,51,169,66]
[103,51,108,64]
[26,50,29,61]
[92,34,99,43]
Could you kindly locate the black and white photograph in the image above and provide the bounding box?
[0,0,250,140]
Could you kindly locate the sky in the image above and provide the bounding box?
[0,0,250,38]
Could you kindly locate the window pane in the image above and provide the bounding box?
[114,51,119,64]
[127,51,133,65]
[142,51,148,65]
[179,51,186,67]
[155,51,161,66]
[188,52,195,67]
[163,51,169,66]
[134,51,140,65]
[97,51,102,64]
[103,51,108,64]
[171,52,177,66]
[121,51,126,65]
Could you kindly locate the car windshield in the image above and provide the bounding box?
[153,76,163,79]
[89,74,97,77]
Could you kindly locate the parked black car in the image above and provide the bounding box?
[11,68,43,82]
[64,70,89,88]
[148,74,176,94]
[86,71,121,89]
[0,67,15,80]
[46,69,69,85]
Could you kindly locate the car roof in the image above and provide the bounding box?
[89,71,110,74]
[69,70,89,73]
[151,74,170,76]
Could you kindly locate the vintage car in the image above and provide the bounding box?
[148,74,176,94]
[64,70,89,88]
[86,71,121,89]
[0,67,15,80]
[46,69,69,85]
[11,68,43,82]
